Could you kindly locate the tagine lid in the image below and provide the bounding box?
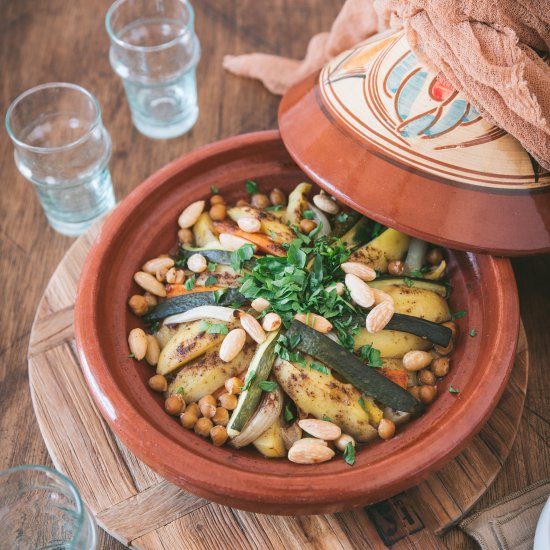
[278,30,550,256]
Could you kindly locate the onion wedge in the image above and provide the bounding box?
[163,305,237,326]
[308,202,331,238]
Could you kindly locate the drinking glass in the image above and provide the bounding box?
[0,465,98,549]
[5,83,115,237]
[106,0,201,139]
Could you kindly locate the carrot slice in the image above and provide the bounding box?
[213,221,287,256]
[165,284,223,298]
[380,369,409,389]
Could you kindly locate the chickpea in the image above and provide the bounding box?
[186,402,200,417]
[418,369,436,386]
[218,392,238,410]
[165,395,185,416]
[224,377,243,395]
[236,199,249,207]
[431,357,450,377]
[299,219,317,235]
[212,407,229,426]
[194,417,214,437]
[128,295,148,316]
[335,434,355,453]
[251,193,270,209]
[270,188,287,206]
[419,385,437,405]
[378,419,396,440]
[143,292,158,307]
[210,425,228,447]
[198,395,216,408]
[210,194,225,205]
[388,260,405,276]
[409,386,421,400]
[180,410,198,429]
[435,339,454,356]
[198,395,217,417]
[148,374,168,393]
[442,321,458,340]
[178,228,193,244]
[427,248,444,266]
[403,350,433,371]
[209,204,227,221]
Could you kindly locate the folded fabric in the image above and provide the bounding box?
[223,0,550,170]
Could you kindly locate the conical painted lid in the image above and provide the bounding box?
[279,30,550,255]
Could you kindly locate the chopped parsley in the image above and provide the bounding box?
[371,222,385,238]
[203,275,217,287]
[343,441,356,465]
[358,344,383,367]
[322,414,332,422]
[452,309,466,319]
[409,266,429,278]
[128,353,135,359]
[207,261,217,271]
[245,179,258,194]
[284,402,295,422]
[358,396,367,412]
[230,243,255,271]
[266,204,284,212]
[206,323,229,335]
[174,387,185,396]
[469,328,477,337]
[404,277,415,288]
[449,386,460,394]
[310,362,330,375]
[213,288,227,303]
[184,274,196,290]
[210,185,219,194]
[303,209,315,220]
[258,380,278,392]
[336,212,349,223]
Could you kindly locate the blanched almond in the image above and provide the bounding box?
[298,419,341,441]
[251,297,271,312]
[345,274,374,308]
[128,328,148,360]
[341,262,376,282]
[142,256,174,275]
[312,193,339,215]
[262,312,282,332]
[219,328,246,362]
[145,334,160,366]
[294,313,333,333]
[187,253,207,273]
[372,288,393,305]
[219,233,257,252]
[240,313,267,344]
[134,271,167,297]
[365,300,395,333]
[291,437,327,448]
[237,217,261,233]
[178,200,205,229]
[288,439,335,464]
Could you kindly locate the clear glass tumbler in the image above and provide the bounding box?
[5,83,115,237]
[0,465,98,549]
[106,0,201,139]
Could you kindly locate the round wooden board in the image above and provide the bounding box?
[27,221,528,550]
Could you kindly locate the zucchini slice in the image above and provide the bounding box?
[349,228,411,272]
[227,330,280,436]
[340,217,371,249]
[368,277,449,297]
[179,248,234,265]
[143,289,246,324]
[285,321,423,413]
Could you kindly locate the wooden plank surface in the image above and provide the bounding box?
[1,1,548,548]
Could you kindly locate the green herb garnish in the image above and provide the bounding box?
[358,344,383,367]
[210,185,219,194]
[452,310,466,319]
[207,323,229,335]
[242,370,256,392]
[128,353,135,359]
[358,396,367,412]
[336,212,349,223]
[175,387,185,396]
[303,209,315,220]
[258,380,278,392]
[184,274,196,290]
[213,288,227,303]
[404,278,415,288]
[310,362,330,375]
[230,243,255,271]
[245,180,258,194]
[284,402,295,422]
[449,386,460,394]
[343,441,356,465]
[207,261,217,271]
[204,275,217,287]
[266,204,284,212]
[322,414,332,422]
[469,328,477,337]
[371,222,385,238]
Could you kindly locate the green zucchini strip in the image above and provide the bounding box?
[143,289,246,324]
[285,321,424,414]
[178,248,234,265]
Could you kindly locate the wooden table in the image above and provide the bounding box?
[1,1,548,548]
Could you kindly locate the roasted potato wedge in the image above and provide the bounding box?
[157,319,234,375]
[227,205,294,244]
[193,212,221,248]
[273,359,377,443]
[167,341,255,402]
[349,228,411,272]
[354,329,431,358]
[380,285,451,323]
[154,324,179,350]
[285,182,311,225]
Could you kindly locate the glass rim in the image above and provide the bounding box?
[5,82,102,154]
[105,0,195,53]
[0,464,86,548]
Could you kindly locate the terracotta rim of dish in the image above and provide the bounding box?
[75,130,519,514]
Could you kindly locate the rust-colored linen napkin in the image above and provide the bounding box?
[460,479,550,550]
[223,0,550,170]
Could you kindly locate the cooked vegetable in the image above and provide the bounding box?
[168,342,255,403]
[166,284,224,298]
[349,228,411,272]
[179,248,234,265]
[164,305,237,326]
[213,221,287,256]
[308,203,331,237]
[285,320,423,413]
[340,217,370,248]
[143,288,246,324]
[331,211,362,238]
[154,324,178,349]
[369,277,448,297]
[424,260,447,280]
[157,319,235,375]
[285,182,311,225]
[227,205,295,244]
[353,329,432,358]
[273,358,378,442]
[227,330,279,435]
[404,238,428,274]
[193,212,221,248]
[252,417,286,458]
[231,386,283,448]
[360,396,384,427]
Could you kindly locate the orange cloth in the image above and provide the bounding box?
[223,0,550,169]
